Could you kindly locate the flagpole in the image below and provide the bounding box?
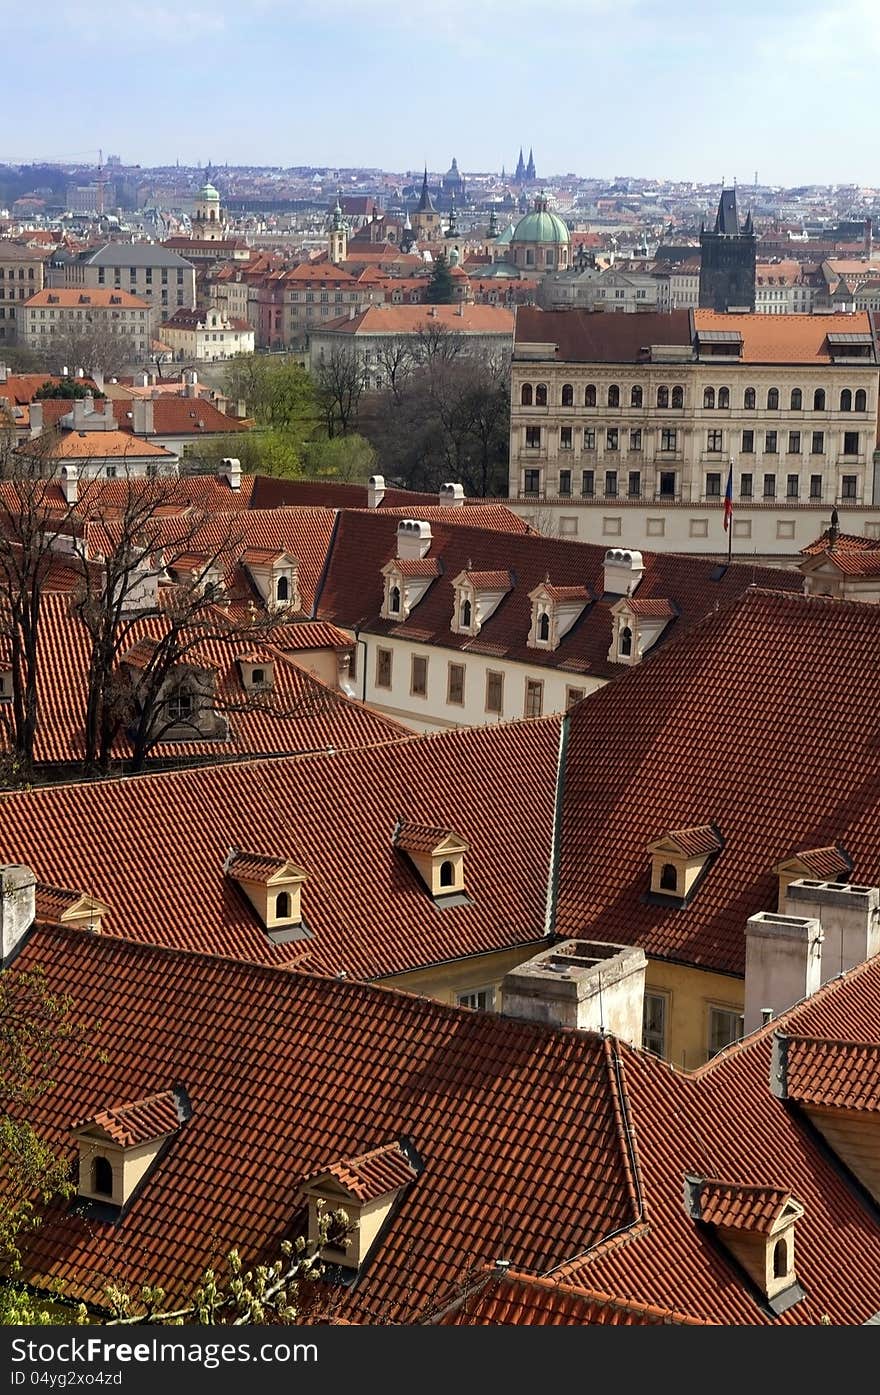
[726,459,733,566]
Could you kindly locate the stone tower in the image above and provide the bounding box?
[699,187,756,312]
[328,192,349,265]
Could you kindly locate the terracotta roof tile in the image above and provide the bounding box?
[74,1090,183,1148]
[514,308,692,361]
[663,825,723,858]
[225,849,304,885]
[784,846,852,880]
[781,1035,880,1111]
[438,1271,712,1326]
[694,310,875,363]
[462,570,513,591]
[393,821,466,855]
[693,1179,795,1234]
[310,1144,418,1203]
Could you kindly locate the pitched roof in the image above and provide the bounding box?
[556,588,880,975]
[656,825,723,858]
[776,846,852,880]
[25,289,149,309]
[77,244,195,269]
[74,1090,183,1147]
[437,1271,711,1326]
[317,304,514,336]
[308,1144,418,1203]
[514,308,693,361]
[779,1035,880,1111]
[27,429,172,460]
[694,310,876,364]
[692,1179,797,1234]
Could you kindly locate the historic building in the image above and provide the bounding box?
[191,179,228,242]
[411,169,444,245]
[699,187,757,312]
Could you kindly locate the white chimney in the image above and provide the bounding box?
[783,880,880,984]
[135,371,150,388]
[439,482,465,507]
[396,518,432,561]
[603,548,645,597]
[0,864,37,966]
[131,399,155,436]
[60,464,79,505]
[0,362,7,384]
[29,401,43,437]
[183,368,198,386]
[75,367,85,379]
[500,940,647,1048]
[744,911,824,1034]
[220,456,241,490]
[367,474,385,509]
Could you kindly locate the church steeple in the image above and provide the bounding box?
[328,188,349,265]
[487,207,499,238]
[446,192,458,238]
[514,147,526,184]
[526,147,536,182]
[417,166,435,213]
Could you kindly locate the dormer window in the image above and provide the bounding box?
[238,656,275,692]
[225,848,311,942]
[648,825,723,904]
[771,845,852,911]
[240,549,300,611]
[390,584,401,614]
[684,1175,805,1315]
[538,612,550,643]
[608,597,676,665]
[450,569,511,638]
[619,625,633,657]
[527,581,589,652]
[300,1142,420,1274]
[394,821,470,901]
[460,597,472,629]
[276,575,289,602]
[381,557,441,621]
[72,1087,190,1211]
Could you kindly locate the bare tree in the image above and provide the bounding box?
[313,343,365,437]
[45,322,141,378]
[413,321,465,368]
[372,339,415,402]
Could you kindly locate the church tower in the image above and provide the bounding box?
[328,192,349,265]
[699,186,756,311]
[192,177,226,241]
[514,148,526,184]
[526,148,536,182]
[411,167,442,244]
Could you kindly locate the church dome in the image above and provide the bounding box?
[198,182,220,201]
[511,197,569,246]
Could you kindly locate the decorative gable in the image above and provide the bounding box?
[380,557,442,621]
[608,597,677,666]
[237,654,275,692]
[647,825,723,902]
[35,883,112,934]
[527,581,590,651]
[241,548,300,610]
[772,846,852,911]
[684,1174,805,1314]
[300,1141,420,1272]
[450,568,512,637]
[394,820,469,898]
[72,1086,190,1210]
[225,848,310,941]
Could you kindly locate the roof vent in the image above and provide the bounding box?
[603,547,644,597]
[396,518,433,561]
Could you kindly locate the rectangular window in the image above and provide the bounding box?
[810,473,822,500]
[659,470,676,498]
[581,469,594,497]
[740,472,753,498]
[525,426,541,449]
[765,431,778,454]
[604,469,618,498]
[843,430,860,456]
[811,431,824,454]
[411,655,428,698]
[376,647,392,689]
[606,428,619,451]
[643,992,667,1057]
[447,662,465,706]
[741,429,754,453]
[841,474,858,499]
[706,429,723,452]
[524,469,540,494]
[485,670,504,715]
[788,431,801,454]
[558,469,571,496]
[708,1005,742,1059]
[560,426,573,451]
[763,473,776,499]
[566,686,586,709]
[583,428,596,451]
[457,988,494,1011]
[525,678,543,719]
[628,470,641,499]
[786,473,799,499]
[705,472,721,497]
[660,428,677,452]
[629,428,642,451]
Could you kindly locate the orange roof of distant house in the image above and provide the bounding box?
[318,304,514,336]
[31,429,173,459]
[693,310,874,363]
[25,288,149,309]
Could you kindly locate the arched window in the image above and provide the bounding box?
[767,388,779,410]
[631,385,643,407]
[657,386,669,408]
[460,598,472,629]
[389,584,401,614]
[521,383,532,406]
[718,386,729,408]
[855,388,867,412]
[538,612,550,642]
[535,383,547,406]
[275,891,291,919]
[773,1238,788,1279]
[671,385,684,408]
[585,384,596,407]
[659,862,678,892]
[813,388,826,411]
[607,384,620,407]
[703,386,715,409]
[439,859,455,888]
[561,383,573,407]
[276,575,289,601]
[790,388,802,410]
[92,1156,113,1197]
[840,388,852,412]
[619,625,632,656]
[744,387,756,410]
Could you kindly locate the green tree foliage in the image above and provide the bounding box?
[222,354,318,433]
[34,378,105,401]
[182,430,302,480]
[301,432,376,482]
[425,251,456,305]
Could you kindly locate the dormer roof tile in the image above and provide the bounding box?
[393,822,468,855]
[74,1089,184,1148]
[460,570,513,591]
[693,1178,798,1234]
[392,558,442,579]
[780,1035,880,1111]
[308,1143,418,1203]
[657,825,723,858]
[225,850,306,885]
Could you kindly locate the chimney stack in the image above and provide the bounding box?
[501,940,647,1048]
[367,474,385,509]
[0,362,7,384]
[219,456,241,490]
[131,398,155,436]
[783,880,880,984]
[0,865,37,966]
[60,464,79,505]
[439,482,465,507]
[396,518,432,560]
[603,548,645,597]
[29,401,43,438]
[744,911,823,1034]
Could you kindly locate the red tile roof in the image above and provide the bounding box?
[25,289,149,309]
[393,821,464,855]
[310,1144,418,1203]
[694,310,875,364]
[437,1271,712,1326]
[556,589,880,975]
[514,308,692,361]
[627,598,677,618]
[225,849,303,885]
[780,1035,880,1111]
[462,570,512,590]
[394,558,442,579]
[662,825,723,858]
[783,846,852,880]
[319,304,514,336]
[75,1091,183,1148]
[693,1179,796,1234]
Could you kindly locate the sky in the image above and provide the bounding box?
[1,0,878,185]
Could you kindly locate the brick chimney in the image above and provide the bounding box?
[501,939,647,1047]
[0,865,37,966]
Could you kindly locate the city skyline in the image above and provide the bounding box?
[4,0,880,185]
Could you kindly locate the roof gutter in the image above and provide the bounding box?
[544,710,570,937]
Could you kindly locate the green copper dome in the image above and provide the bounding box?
[511,196,569,245]
[198,182,220,201]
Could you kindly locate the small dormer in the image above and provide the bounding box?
[684,1175,805,1315]
[225,847,310,942]
[647,825,723,903]
[608,597,676,665]
[237,654,275,692]
[301,1141,420,1273]
[36,883,112,934]
[169,552,225,598]
[241,548,301,610]
[395,518,432,561]
[380,556,442,620]
[603,547,645,597]
[450,568,512,636]
[772,846,852,911]
[72,1086,190,1211]
[527,581,590,651]
[394,821,470,900]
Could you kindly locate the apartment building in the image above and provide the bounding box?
[50,242,197,317]
[0,243,47,342]
[309,303,514,389]
[19,288,151,364]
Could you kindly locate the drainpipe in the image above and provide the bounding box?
[353,623,368,702]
